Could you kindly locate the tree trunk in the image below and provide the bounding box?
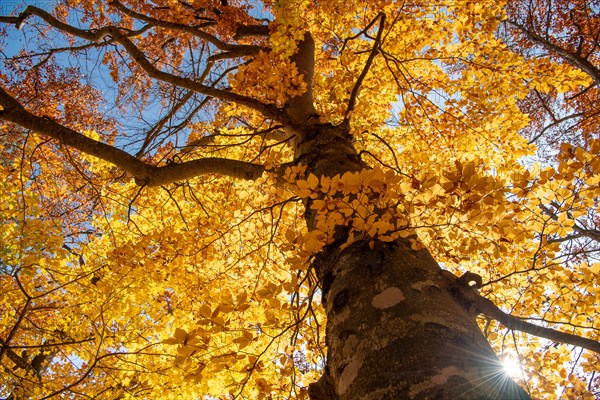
[308,238,531,399]
[286,54,530,396]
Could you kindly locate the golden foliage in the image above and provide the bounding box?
[1,0,599,398]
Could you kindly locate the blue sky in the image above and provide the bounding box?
[1,0,207,156]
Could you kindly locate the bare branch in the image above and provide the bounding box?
[479,296,600,354]
[207,47,263,62]
[135,90,197,157]
[527,109,590,144]
[343,12,386,128]
[0,16,20,26]
[3,6,116,40]
[148,157,266,186]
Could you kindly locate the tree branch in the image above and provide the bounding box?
[0,337,39,375]
[3,6,289,125]
[207,47,263,62]
[108,26,289,123]
[343,12,386,128]
[507,19,600,86]
[149,157,266,186]
[0,86,266,186]
[136,90,197,157]
[527,109,589,144]
[108,0,267,56]
[285,33,317,125]
[539,203,600,243]
[454,275,600,355]
[0,15,20,26]
[234,24,271,40]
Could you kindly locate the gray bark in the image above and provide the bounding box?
[308,238,530,399]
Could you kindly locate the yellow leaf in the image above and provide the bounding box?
[197,304,212,318]
[307,173,319,190]
[174,328,187,342]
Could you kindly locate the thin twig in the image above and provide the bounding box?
[343,13,386,127]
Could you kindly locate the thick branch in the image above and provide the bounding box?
[454,276,600,355]
[0,16,20,26]
[5,6,289,125]
[539,204,600,243]
[477,294,600,354]
[285,33,317,124]
[0,87,266,186]
[508,20,600,86]
[147,157,266,186]
[0,337,38,375]
[4,6,114,40]
[234,24,271,40]
[108,0,267,56]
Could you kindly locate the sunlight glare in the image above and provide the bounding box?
[502,357,522,378]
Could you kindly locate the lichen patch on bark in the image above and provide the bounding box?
[329,305,352,326]
[337,358,363,395]
[371,286,405,309]
[409,312,469,333]
[342,334,359,358]
[410,279,438,291]
[408,366,462,397]
[431,366,461,384]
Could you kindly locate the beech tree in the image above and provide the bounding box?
[0,0,599,398]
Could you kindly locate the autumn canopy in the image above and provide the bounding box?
[0,0,599,398]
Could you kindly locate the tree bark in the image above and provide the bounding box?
[308,238,531,399]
